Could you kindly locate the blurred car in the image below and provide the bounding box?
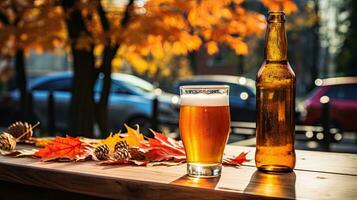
[10,72,179,134]
[298,77,357,136]
[175,75,256,122]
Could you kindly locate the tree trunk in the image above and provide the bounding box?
[61,0,96,137]
[61,0,134,137]
[14,48,29,121]
[188,51,198,74]
[94,0,134,135]
[95,45,118,134]
[237,55,245,75]
[70,48,96,137]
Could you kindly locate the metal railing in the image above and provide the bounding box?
[33,92,355,151]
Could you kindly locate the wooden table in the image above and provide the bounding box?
[0,145,356,200]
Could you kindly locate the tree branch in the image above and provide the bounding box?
[96,0,110,32]
[60,0,91,40]
[121,0,135,27]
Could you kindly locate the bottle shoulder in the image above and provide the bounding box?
[256,61,295,87]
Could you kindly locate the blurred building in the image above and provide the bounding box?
[26,49,71,76]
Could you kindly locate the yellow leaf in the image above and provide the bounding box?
[232,40,248,55]
[100,124,145,149]
[123,124,145,147]
[35,137,54,147]
[172,41,187,55]
[206,41,219,55]
[225,36,248,55]
[126,53,149,74]
[111,57,122,67]
[180,33,201,51]
[100,133,122,150]
[94,45,104,57]
[151,45,164,59]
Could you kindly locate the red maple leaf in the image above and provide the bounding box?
[35,136,89,161]
[223,152,249,166]
[140,130,185,162]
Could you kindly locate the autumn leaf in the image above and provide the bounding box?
[0,149,38,157]
[140,130,185,162]
[206,41,219,55]
[223,152,249,166]
[35,136,89,161]
[100,133,122,150]
[122,124,145,147]
[34,137,54,147]
[144,148,186,162]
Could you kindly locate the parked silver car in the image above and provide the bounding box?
[10,72,179,134]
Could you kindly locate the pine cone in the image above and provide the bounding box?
[94,144,110,160]
[7,121,33,141]
[112,141,131,161]
[114,141,129,151]
[113,148,131,161]
[0,132,17,150]
[128,148,145,160]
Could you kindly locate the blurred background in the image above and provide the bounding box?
[0,0,356,153]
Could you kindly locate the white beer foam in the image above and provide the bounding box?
[180,94,229,106]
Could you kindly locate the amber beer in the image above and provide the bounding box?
[179,86,230,177]
[255,11,296,172]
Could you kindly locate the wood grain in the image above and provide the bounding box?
[0,145,356,200]
[225,145,357,175]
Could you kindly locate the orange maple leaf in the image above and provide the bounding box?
[35,136,89,161]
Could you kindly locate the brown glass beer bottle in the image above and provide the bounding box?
[255,11,296,172]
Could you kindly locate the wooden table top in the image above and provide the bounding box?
[0,145,356,200]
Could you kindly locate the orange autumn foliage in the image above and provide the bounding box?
[0,0,65,56]
[35,136,89,161]
[0,0,297,74]
[111,0,297,74]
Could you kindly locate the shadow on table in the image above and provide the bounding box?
[244,170,296,199]
[171,175,221,189]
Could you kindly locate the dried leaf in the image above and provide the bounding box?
[223,152,249,166]
[0,149,38,157]
[122,124,145,147]
[100,133,122,150]
[33,137,54,147]
[35,136,90,161]
[140,130,185,162]
[144,148,186,162]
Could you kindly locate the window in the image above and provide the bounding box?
[33,78,72,92]
[229,84,252,99]
[94,79,131,94]
[341,84,357,100]
[325,84,357,100]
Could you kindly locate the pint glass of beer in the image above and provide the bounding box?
[179,85,230,177]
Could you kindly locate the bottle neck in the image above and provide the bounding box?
[264,21,288,62]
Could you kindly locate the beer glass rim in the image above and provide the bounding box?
[179,85,229,90]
